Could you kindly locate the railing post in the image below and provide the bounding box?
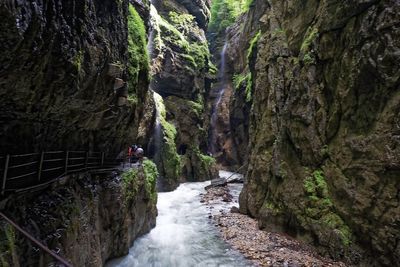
[85,152,89,169]
[38,152,44,182]
[1,155,10,195]
[101,152,105,167]
[65,151,69,173]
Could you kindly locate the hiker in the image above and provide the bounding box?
[134,146,144,162]
[129,144,144,164]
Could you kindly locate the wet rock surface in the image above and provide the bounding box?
[149,0,218,190]
[202,184,346,267]
[0,0,153,154]
[0,166,157,267]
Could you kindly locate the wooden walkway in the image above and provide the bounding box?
[0,150,124,196]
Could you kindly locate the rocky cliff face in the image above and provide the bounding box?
[223,0,400,265]
[0,0,159,265]
[0,162,157,266]
[148,0,217,190]
[0,0,154,155]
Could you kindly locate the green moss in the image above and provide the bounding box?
[0,224,18,266]
[189,147,217,179]
[127,4,149,96]
[322,213,352,246]
[168,11,195,35]
[272,28,286,37]
[208,61,218,75]
[198,152,216,168]
[187,100,203,117]
[233,72,253,102]
[127,94,138,104]
[300,27,318,53]
[121,168,139,202]
[247,30,261,61]
[300,27,318,65]
[304,170,329,198]
[72,50,84,71]
[159,13,211,72]
[181,54,197,68]
[263,201,281,215]
[159,16,189,51]
[303,169,353,246]
[155,95,181,182]
[142,159,158,202]
[233,73,248,90]
[303,53,315,66]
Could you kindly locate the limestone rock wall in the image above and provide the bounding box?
[225,0,400,265]
[0,0,154,155]
[149,0,217,190]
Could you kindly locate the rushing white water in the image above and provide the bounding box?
[209,42,228,155]
[106,176,250,267]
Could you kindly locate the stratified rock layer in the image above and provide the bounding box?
[224,0,400,266]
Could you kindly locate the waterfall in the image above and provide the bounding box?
[148,0,164,191]
[209,41,228,155]
[152,91,165,191]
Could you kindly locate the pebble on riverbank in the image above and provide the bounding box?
[201,186,347,267]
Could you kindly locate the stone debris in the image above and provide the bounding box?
[201,185,347,267]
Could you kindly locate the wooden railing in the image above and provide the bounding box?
[0,151,124,195]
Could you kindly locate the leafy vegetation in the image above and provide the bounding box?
[247,30,261,60]
[231,30,260,103]
[209,0,254,34]
[127,4,149,97]
[122,168,139,202]
[196,149,216,168]
[154,94,182,182]
[300,27,318,66]
[233,72,253,102]
[168,12,196,35]
[142,159,158,202]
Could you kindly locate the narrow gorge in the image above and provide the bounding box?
[0,0,398,266]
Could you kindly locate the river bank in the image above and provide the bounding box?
[106,180,251,267]
[202,178,347,267]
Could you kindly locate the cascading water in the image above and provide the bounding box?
[152,91,165,191]
[209,42,228,155]
[148,0,165,191]
[106,174,251,267]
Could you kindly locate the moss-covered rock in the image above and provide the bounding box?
[0,0,153,155]
[0,169,157,267]
[232,0,400,266]
[127,4,150,98]
[149,0,217,187]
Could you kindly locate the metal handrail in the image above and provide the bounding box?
[0,151,120,195]
[0,212,73,267]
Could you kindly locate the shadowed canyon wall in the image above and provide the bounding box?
[0,0,158,265]
[148,0,217,191]
[0,0,154,155]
